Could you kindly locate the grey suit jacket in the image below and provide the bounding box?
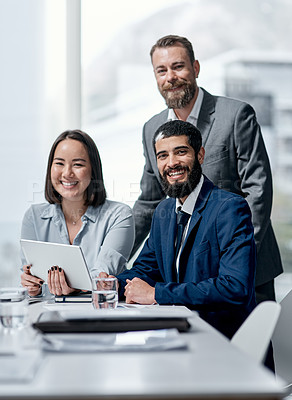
[133,88,282,287]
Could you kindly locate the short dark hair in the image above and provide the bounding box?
[45,129,106,207]
[153,120,202,155]
[150,35,195,64]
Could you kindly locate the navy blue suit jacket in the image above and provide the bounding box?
[133,89,282,290]
[118,177,257,338]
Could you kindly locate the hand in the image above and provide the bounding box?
[96,272,118,290]
[47,266,76,296]
[124,278,156,305]
[21,265,44,297]
[97,272,116,279]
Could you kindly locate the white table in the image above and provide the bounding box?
[0,302,286,399]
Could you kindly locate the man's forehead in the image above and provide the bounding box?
[155,135,189,151]
[152,44,189,64]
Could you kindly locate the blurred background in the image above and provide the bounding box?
[0,0,291,300]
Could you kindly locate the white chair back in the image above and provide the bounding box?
[231,301,281,364]
[272,289,292,387]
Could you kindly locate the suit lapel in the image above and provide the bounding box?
[183,177,214,246]
[197,89,216,148]
[164,201,178,282]
[178,177,214,281]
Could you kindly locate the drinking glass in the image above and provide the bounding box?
[92,277,118,309]
[0,287,28,331]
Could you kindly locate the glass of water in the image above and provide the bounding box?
[0,287,28,331]
[92,277,118,309]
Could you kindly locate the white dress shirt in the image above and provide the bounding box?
[175,175,204,272]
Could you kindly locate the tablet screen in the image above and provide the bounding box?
[20,239,92,291]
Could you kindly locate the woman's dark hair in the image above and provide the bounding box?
[45,129,106,207]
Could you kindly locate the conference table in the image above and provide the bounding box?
[0,301,286,400]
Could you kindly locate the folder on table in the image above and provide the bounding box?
[33,306,192,333]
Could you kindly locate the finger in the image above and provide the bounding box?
[28,285,40,292]
[47,269,52,292]
[124,285,131,297]
[58,268,73,295]
[125,279,132,290]
[53,266,62,295]
[28,286,42,297]
[125,295,135,304]
[48,267,59,294]
[21,271,44,286]
[98,272,109,279]
[23,264,32,274]
[22,282,41,293]
[59,268,68,287]
[125,281,130,290]
[22,278,41,288]
[22,266,43,284]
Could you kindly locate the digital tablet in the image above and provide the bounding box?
[20,239,92,291]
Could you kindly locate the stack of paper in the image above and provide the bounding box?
[41,329,187,352]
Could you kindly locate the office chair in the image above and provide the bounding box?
[231,301,281,364]
[272,288,292,395]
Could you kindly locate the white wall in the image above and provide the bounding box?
[0,1,47,284]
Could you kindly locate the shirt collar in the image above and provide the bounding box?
[40,203,97,223]
[168,87,204,124]
[84,205,98,222]
[175,175,204,215]
[40,203,62,220]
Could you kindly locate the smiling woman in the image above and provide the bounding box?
[50,139,92,215]
[20,130,135,298]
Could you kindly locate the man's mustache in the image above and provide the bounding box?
[162,81,186,91]
[163,166,189,179]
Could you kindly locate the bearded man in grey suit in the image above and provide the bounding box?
[132,34,282,304]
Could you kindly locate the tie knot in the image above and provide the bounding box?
[177,209,190,227]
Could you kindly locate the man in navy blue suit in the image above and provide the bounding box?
[105,120,257,338]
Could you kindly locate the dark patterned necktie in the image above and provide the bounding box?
[175,209,190,261]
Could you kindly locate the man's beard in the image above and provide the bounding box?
[160,79,196,109]
[160,157,202,199]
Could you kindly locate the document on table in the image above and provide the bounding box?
[40,329,188,352]
[0,350,42,383]
[58,304,194,320]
